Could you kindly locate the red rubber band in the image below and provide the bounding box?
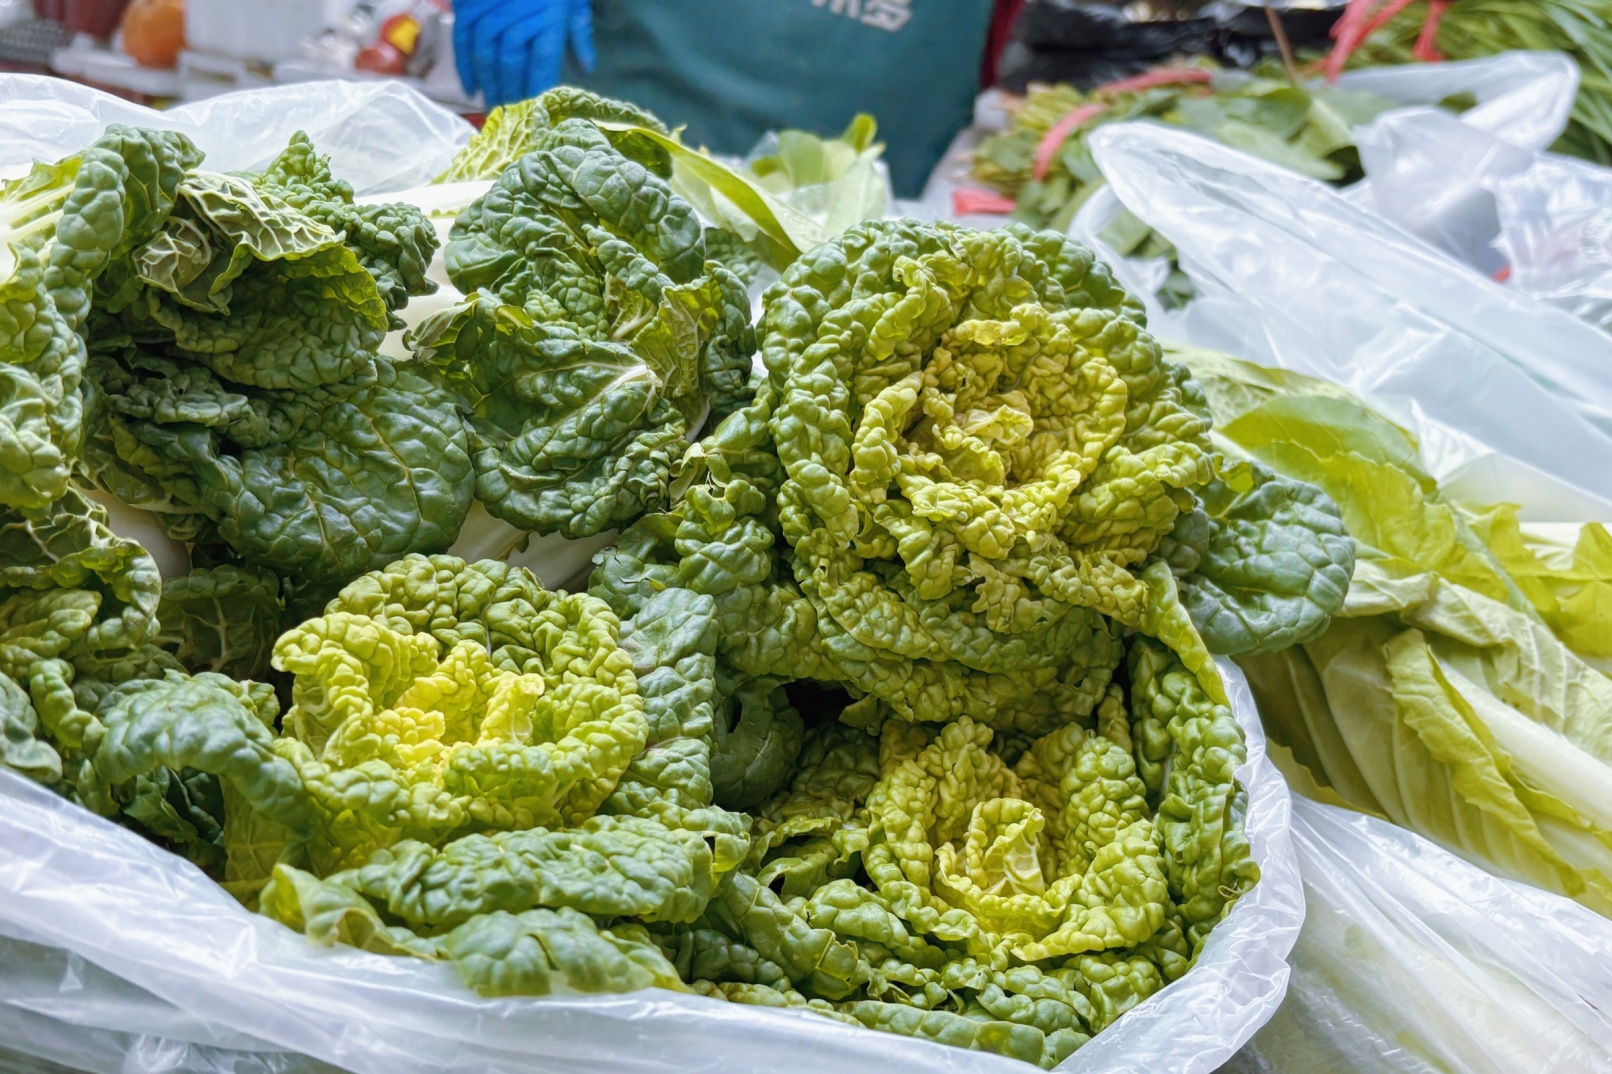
[1093,67,1215,96]
[1032,102,1109,182]
[1325,0,1417,83]
[952,188,1019,216]
[1414,0,1450,62]
[1027,67,1214,184]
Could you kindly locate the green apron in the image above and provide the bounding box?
[576,0,994,195]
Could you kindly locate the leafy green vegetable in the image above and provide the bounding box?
[0,668,58,783]
[596,219,1350,730]
[749,115,880,191]
[84,352,473,588]
[410,116,753,539]
[1471,506,1612,670]
[1178,462,1354,656]
[675,635,1255,1069]
[708,674,802,811]
[64,130,472,589]
[0,487,169,802]
[184,556,748,991]
[1179,345,1612,918]
[0,111,1304,1064]
[0,126,200,515]
[1244,567,1612,917]
[153,564,283,679]
[0,481,300,874]
[433,88,670,185]
[255,131,439,319]
[112,170,390,390]
[680,113,890,281]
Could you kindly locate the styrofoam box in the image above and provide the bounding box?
[185,0,329,63]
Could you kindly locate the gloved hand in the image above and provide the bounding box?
[453,0,596,107]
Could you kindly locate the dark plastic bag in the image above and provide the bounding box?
[995,0,1346,91]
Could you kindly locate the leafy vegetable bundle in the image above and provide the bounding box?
[1343,0,1612,164]
[972,64,1398,234]
[1,104,1353,1068]
[588,218,1353,1062]
[1176,345,1612,920]
[77,130,465,590]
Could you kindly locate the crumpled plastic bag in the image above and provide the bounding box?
[1074,119,1612,518]
[1493,152,1612,333]
[0,661,1300,1074]
[1221,798,1612,1074]
[0,76,1303,1074]
[1071,91,1612,1074]
[1068,51,1581,300]
[1344,52,1580,276]
[0,74,472,193]
[1321,50,1612,332]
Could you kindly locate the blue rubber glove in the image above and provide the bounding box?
[453,0,595,107]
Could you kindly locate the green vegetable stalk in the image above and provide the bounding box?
[1177,344,1612,919]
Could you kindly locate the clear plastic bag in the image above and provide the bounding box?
[1221,799,1612,1074]
[1493,151,1612,333]
[1070,52,1584,306]
[1346,52,1580,274]
[1342,50,1579,156]
[0,74,472,193]
[0,78,1303,1073]
[1075,120,1612,515]
[0,660,1300,1074]
[1075,104,1612,1074]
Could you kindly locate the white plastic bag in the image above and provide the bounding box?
[0,75,472,193]
[1346,53,1580,274]
[1069,52,1583,309]
[1221,799,1612,1074]
[0,76,1302,1073]
[1492,151,1612,333]
[1076,121,1612,514]
[0,661,1300,1074]
[1342,50,1579,156]
[1076,113,1612,1074]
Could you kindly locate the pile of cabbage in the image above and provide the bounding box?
[0,97,1353,1068]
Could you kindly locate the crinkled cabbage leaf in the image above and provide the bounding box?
[596,220,1349,730]
[411,115,754,539]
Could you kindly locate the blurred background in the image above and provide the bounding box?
[0,0,1350,193]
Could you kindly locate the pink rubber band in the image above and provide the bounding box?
[1030,67,1215,184]
[952,188,1019,215]
[1094,67,1215,96]
[1414,0,1450,62]
[1032,102,1109,182]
